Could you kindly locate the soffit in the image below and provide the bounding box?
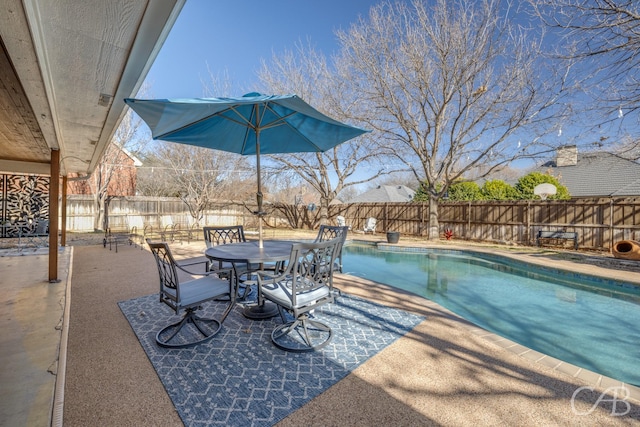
[0,0,184,176]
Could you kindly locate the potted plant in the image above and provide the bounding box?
[386,231,400,244]
[444,228,454,240]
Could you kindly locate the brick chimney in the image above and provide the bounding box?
[556,145,577,167]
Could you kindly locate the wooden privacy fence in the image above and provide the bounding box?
[65,195,640,252]
[66,196,263,233]
[330,198,640,252]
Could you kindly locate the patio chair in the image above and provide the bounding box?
[19,219,49,247]
[204,225,247,271]
[203,225,258,297]
[336,215,351,230]
[171,223,199,244]
[257,238,342,352]
[314,225,349,296]
[363,217,377,234]
[315,225,348,272]
[147,239,234,348]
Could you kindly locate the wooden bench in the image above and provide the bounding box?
[536,230,578,250]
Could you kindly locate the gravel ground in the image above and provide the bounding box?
[62,239,640,426]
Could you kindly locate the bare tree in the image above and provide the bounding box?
[257,41,398,226]
[528,0,640,157]
[87,108,146,231]
[151,143,254,226]
[613,134,640,161]
[334,0,575,238]
[529,1,640,118]
[135,151,176,197]
[200,62,244,98]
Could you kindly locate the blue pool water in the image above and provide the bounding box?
[342,244,640,386]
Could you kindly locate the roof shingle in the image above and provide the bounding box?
[534,152,640,197]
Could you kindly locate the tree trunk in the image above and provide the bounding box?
[93,191,107,232]
[103,197,112,231]
[318,197,330,226]
[428,196,439,240]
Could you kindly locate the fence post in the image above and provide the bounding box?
[526,201,531,246]
[609,198,614,252]
[467,201,471,239]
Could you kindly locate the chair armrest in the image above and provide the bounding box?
[175,259,217,276]
[177,258,208,267]
[256,268,290,286]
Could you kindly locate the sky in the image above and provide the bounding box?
[139,0,543,187]
[139,0,630,186]
[144,0,383,98]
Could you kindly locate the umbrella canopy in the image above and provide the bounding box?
[124,93,368,246]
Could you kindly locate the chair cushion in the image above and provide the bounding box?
[261,280,330,309]
[163,276,230,308]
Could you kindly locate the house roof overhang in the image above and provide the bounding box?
[0,0,185,176]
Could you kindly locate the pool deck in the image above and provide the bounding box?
[3,233,640,426]
[373,238,640,401]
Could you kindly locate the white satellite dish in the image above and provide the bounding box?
[534,183,557,200]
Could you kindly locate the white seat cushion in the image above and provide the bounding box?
[261,280,330,309]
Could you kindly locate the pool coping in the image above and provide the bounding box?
[347,239,640,402]
[369,240,640,287]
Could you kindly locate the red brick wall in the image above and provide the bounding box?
[67,152,137,196]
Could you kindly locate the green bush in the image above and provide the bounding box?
[514,172,570,200]
[480,179,518,200]
[413,172,570,202]
[413,181,442,202]
[447,181,482,201]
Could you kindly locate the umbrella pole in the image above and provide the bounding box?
[256,128,264,248]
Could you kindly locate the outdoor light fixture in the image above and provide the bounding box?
[98,93,113,107]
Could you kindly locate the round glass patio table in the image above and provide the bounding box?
[204,240,293,319]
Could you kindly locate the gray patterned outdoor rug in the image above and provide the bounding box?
[119,293,424,427]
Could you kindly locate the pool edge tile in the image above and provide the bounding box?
[447,306,640,401]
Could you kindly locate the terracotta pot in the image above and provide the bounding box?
[612,240,640,260]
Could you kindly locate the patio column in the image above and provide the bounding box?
[61,175,67,246]
[49,149,60,282]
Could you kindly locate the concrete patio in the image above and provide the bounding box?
[2,234,640,426]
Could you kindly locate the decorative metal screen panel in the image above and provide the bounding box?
[0,174,49,237]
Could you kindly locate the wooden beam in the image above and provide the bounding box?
[49,150,59,282]
[61,175,67,246]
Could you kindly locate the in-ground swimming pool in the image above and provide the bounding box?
[342,244,640,386]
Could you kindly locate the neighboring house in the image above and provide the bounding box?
[533,145,640,198]
[67,145,142,196]
[350,185,416,203]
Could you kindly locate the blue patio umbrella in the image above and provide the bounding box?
[124,93,368,247]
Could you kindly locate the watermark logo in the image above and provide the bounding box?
[571,386,631,416]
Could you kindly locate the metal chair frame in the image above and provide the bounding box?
[314,225,348,272]
[203,225,257,298]
[314,225,348,297]
[203,225,248,270]
[147,239,234,348]
[257,238,342,352]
